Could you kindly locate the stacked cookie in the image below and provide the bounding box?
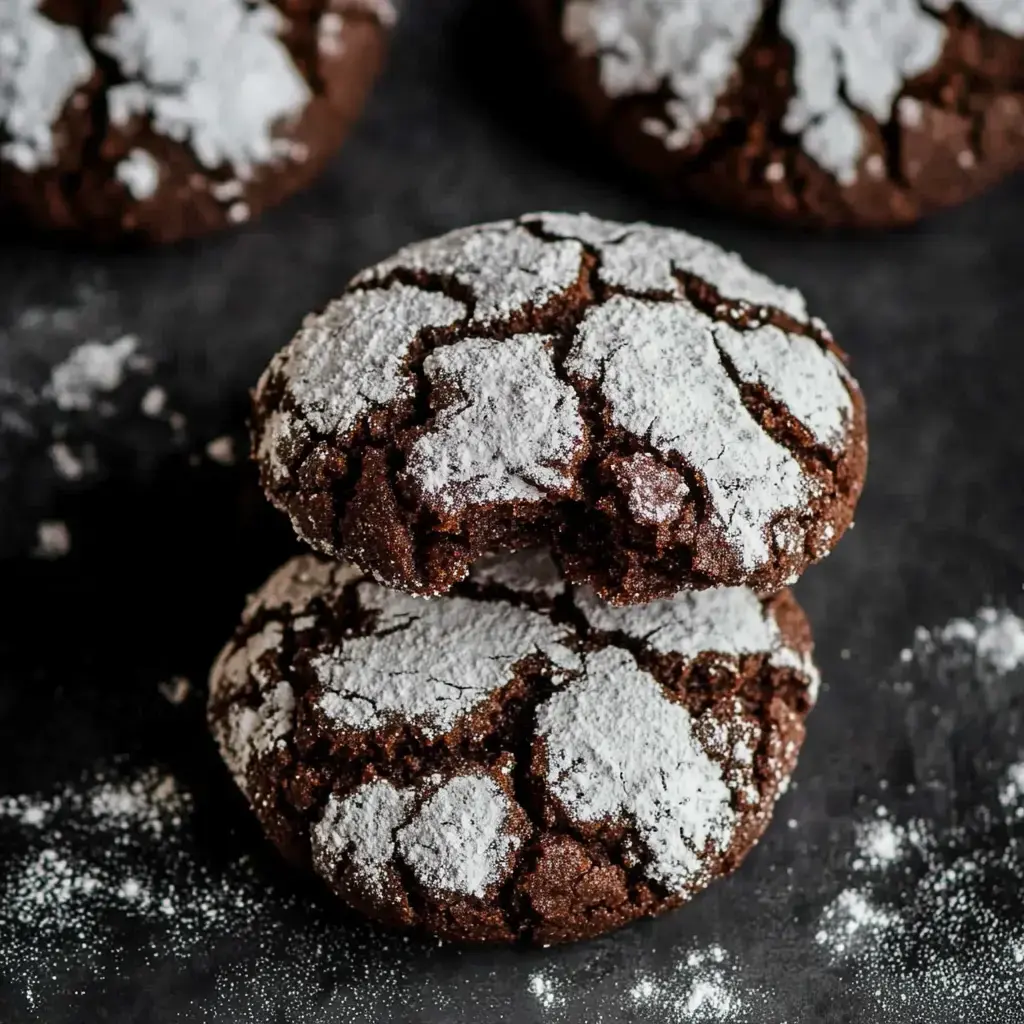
[208,212,867,944]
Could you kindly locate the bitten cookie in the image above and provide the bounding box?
[252,212,867,604]
[207,550,819,945]
[0,0,393,243]
[521,0,1024,228]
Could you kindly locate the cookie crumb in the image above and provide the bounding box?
[158,677,192,705]
[48,441,92,481]
[140,386,167,417]
[205,435,236,465]
[33,520,70,559]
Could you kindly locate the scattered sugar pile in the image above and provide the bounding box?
[0,766,421,1019]
[815,606,1024,1022]
[0,763,768,1022]
[626,945,747,1023]
[908,606,1024,682]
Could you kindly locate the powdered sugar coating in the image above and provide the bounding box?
[578,584,774,656]
[536,647,735,890]
[98,0,312,178]
[209,622,292,786]
[529,212,808,321]
[353,222,585,323]
[312,779,415,895]
[407,334,584,510]
[266,282,465,440]
[396,775,520,898]
[565,295,808,571]
[562,0,762,152]
[781,0,947,184]
[715,323,852,451]
[0,3,94,172]
[313,586,578,738]
[115,148,160,199]
[209,554,818,937]
[576,583,820,695]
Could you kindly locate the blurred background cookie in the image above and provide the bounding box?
[521,0,1024,227]
[0,0,394,243]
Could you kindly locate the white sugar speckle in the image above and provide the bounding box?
[116,148,160,200]
[312,779,415,896]
[914,606,1024,680]
[531,212,809,320]
[313,773,519,901]
[32,520,70,559]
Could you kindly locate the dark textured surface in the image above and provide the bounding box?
[2,0,1024,1021]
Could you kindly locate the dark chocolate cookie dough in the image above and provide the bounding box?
[521,0,1024,228]
[208,551,819,945]
[252,212,867,604]
[0,0,393,243]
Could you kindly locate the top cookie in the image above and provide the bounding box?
[252,212,867,604]
[523,0,1024,227]
[0,0,393,242]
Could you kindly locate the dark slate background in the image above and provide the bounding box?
[3,1,1024,1021]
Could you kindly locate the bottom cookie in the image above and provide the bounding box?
[207,551,819,945]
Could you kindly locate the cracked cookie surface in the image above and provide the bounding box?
[252,212,866,604]
[0,0,393,242]
[207,550,819,945]
[522,0,1024,227]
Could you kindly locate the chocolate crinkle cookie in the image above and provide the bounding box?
[0,0,394,243]
[252,212,867,604]
[207,550,819,945]
[521,0,1024,228]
